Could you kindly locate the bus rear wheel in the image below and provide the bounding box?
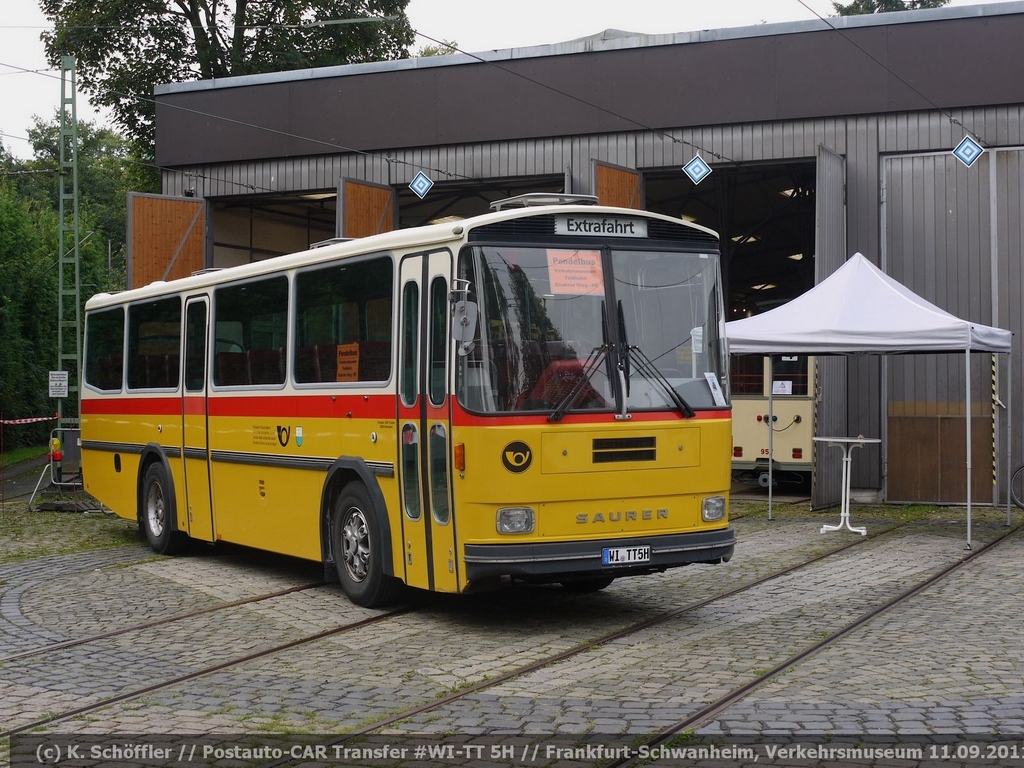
[332,483,402,607]
[140,463,188,555]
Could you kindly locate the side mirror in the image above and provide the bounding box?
[452,300,478,356]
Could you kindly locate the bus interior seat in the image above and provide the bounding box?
[95,354,123,390]
[143,353,179,389]
[247,348,284,385]
[358,340,391,381]
[216,351,249,386]
[310,344,336,382]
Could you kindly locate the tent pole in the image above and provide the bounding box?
[1008,351,1013,527]
[966,349,972,550]
[768,356,774,521]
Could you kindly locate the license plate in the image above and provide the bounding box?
[602,545,651,565]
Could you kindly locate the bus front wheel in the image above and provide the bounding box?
[140,463,188,555]
[332,483,402,607]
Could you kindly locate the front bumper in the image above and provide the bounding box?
[463,527,735,583]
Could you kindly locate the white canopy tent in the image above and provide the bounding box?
[726,252,1013,545]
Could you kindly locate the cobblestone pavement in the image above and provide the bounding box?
[1,508,1021,758]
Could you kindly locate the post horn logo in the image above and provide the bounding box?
[502,441,532,473]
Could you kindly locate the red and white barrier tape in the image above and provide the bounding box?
[0,414,60,425]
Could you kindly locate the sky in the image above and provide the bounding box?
[0,0,1007,160]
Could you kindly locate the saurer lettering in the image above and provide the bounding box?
[576,509,669,524]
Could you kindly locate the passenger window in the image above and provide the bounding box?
[84,308,125,391]
[428,276,448,406]
[429,423,450,524]
[402,423,421,520]
[400,282,419,406]
[127,297,181,390]
[213,277,288,387]
[294,256,394,384]
[184,302,207,392]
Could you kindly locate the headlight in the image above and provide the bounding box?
[496,507,535,534]
[702,495,726,522]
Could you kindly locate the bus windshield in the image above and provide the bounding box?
[456,244,727,414]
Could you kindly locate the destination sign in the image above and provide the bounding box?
[555,215,647,238]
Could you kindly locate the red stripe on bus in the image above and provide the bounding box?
[81,397,182,416]
[183,397,205,415]
[208,395,395,419]
[82,394,397,419]
[449,401,730,427]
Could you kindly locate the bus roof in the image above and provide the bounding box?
[87,203,719,311]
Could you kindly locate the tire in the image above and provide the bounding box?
[1012,464,1024,510]
[332,483,403,607]
[140,463,188,555]
[560,576,614,593]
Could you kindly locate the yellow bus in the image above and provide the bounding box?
[730,354,814,488]
[81,195,734,606]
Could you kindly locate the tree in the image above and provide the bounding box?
[1,119,132,448]
[14,114,146,290]
[41,0,416,159]
[832,0,950,14]
[417,39,458,57]
[0,176,59,446]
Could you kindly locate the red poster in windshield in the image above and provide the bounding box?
[546,249,604,296]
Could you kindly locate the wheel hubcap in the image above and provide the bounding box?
[146,482,165,537]
[341,507,370,583]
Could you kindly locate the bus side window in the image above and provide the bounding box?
[213,276,287,387]
[184,302,207,392]
[428,276,447,405]
[127,297,182,390]
[294,255,394,385]
[84,308,125,391]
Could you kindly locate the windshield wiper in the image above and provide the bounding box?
[548,344,610,422]
[628,345,696,418]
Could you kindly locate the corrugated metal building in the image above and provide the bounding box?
[148,1,1024,507]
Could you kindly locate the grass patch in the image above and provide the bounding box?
[0,504,142,563]
[0,444,48,470]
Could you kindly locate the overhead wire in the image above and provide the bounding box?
[794,0,990,146]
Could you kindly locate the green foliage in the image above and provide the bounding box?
[417,40,459,57]
[0,444,48,470]
[832,0,950,14]
[0,117,133,448]
[41,0,417,158]
[0,177,59,446]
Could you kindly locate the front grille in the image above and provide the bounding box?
[469,215,557,240]
[593,436,656,463]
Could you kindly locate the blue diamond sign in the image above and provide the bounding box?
[409,171,434,199]
[953,136,984,168]
[683,155,712,185]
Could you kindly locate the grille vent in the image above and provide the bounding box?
[593,436,656,463]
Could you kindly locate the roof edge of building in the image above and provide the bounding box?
[154,1,1024,96]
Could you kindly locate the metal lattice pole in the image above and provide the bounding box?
[57,56,81,429]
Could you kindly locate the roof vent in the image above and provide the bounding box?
[490,193,599,211]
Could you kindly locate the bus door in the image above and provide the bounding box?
[181,297,214,541]
[397,251,458,593]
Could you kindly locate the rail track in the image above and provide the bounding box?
[8,514,995,755]
[1,518,902,740]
